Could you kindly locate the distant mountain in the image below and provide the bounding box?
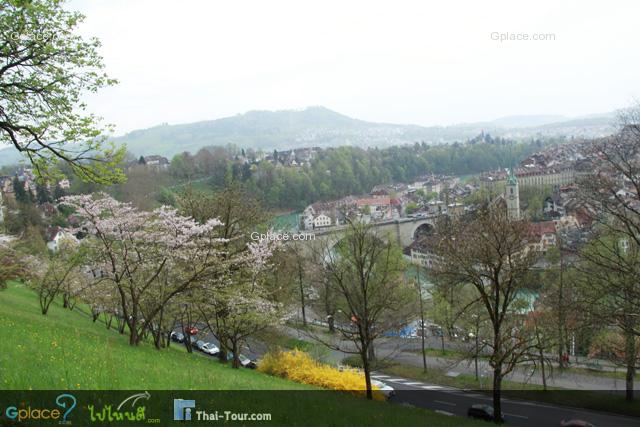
[490,115,567,128]
[109,106,447,158]
[0,107,618,166]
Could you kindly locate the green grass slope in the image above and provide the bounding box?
[0,282,308,390]
[0,282,485,426]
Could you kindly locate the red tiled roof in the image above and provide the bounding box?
[529,221,556,237]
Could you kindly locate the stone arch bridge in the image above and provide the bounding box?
[302,216,437,250]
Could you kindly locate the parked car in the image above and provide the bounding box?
[467,404,504,422]
[194,340,207,351]
[371,380,395,398]
[430,325,444,337]
[171,331,184,343]
[201,343,220,356]
[226,353,257,368]
[560,421,596,427]
[239,354,257,369]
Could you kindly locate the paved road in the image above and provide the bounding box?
[375,338,640,391]
[285,325,638,392]
[373,372,640,427]
[179,324,640,426]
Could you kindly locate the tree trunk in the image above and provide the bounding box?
[231,341,240,369]
[362,347,373,400]
[298,268,307,326]
[367,343,376,363]
[129,325,138,345]
[183,327,193,353]
[624,329,636,402]
[492,367,503,424]
[418,267,427,373]
[475,333,479,381]
[153,327,162,350]
[557,236,566,369]
[154,308,165,350]
[218,347,228,363]
[327,315,335,333]
[539,347,547,391]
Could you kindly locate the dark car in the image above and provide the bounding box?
[560,421,596,427]
[467,404,504,422]
[171,332,184,343]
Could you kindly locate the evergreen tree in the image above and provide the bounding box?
[53,184,66,201]
[36,182,52,205]
[12,177,28,204]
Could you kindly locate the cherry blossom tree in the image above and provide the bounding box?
[61,193,226,346]
[27,236,86,315]
[197,236,283,368]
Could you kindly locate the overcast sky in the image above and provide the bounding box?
[69,0,640,135]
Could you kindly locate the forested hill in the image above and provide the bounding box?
[0,106,615,167]
[165,137,558,210]
[111,106,440,157]
[108,106,614,159]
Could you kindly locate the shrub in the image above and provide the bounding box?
[258,349,384,400]
[341,355,363,368]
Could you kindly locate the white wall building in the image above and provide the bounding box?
[313,214,332,228]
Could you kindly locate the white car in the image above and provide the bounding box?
[201,343,220,356]
[371,380,395,398]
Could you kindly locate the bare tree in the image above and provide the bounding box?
[310,219,414,400]
[575,103,640,401]
[432,205,539,423]
[575,231,640,401]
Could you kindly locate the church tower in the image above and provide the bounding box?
[506,168,520,220]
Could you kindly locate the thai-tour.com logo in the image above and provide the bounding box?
[174,399,196,421]
[173,399,272,422]
[4,393,76,424]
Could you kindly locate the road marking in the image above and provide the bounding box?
[465,394,491,400]
[434,410,454,416]
[504,413,529,419]
[420,385,443,390]
[433,400,456,407]
[386,378,408,382]
[371,374,390,378]
[404,382,425,386]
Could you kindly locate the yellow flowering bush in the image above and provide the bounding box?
[258,349,384,400]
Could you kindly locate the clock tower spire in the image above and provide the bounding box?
[506,168,520,220]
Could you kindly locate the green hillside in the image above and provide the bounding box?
[110,106,436,158]
[0,282,483,426]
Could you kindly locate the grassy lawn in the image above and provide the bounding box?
[0,282,307,391]
[0,282,486,426]
[564,366,640,381]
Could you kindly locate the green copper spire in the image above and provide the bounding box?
[507,167,517,186]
